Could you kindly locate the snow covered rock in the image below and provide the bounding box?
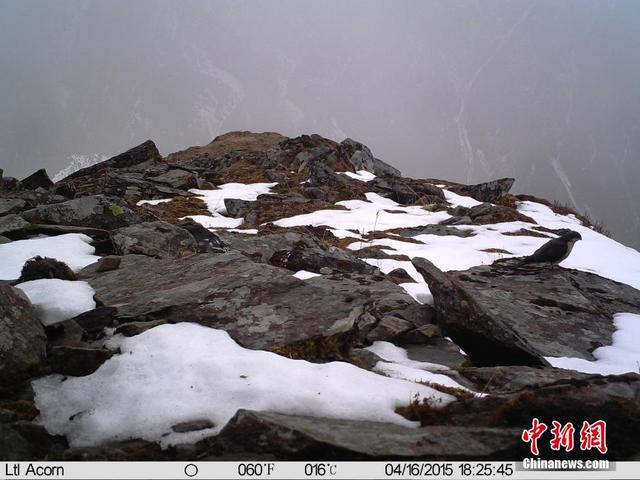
[0,285,46,395]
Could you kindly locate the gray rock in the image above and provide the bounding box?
[340,138,401,177]
[0,198,27,216]
[224,198,254,218]
[449,178,515,203]
[111,221,198,259]
[147,169,197,190]
[366,315,414,342]
[81,253,415,352]
[0,214,30,237]
[0,236,10,244]
[269,247,374,275]
[457,366,593,394]
[0,424,32,460]
[48,345,114,377]
[412,257,640,367]
[0,285,47,395]
[22,195,141,230]
[20,169,53,190]
[216,410,524,460]
[171,419,215,433]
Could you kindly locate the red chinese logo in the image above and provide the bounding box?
[579,420,608,454]
[522,419,607,455]
[522,417,547,456]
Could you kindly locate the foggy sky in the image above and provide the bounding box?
[1,0,639,247]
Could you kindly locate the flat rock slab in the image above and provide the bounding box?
[216,410,524,460]
[413,258,640,366]
[22,195,141,231]
[81,252,395,350]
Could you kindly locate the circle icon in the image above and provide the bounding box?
[184,464,198,477]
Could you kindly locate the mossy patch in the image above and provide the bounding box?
[271,333,354,363]
[481,248,512,254]
[137,196,209,224]
[0,400,39,421]
[109,204,125,216]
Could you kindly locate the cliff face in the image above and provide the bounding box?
[1,132,639,461]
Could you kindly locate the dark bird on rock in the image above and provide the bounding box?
[518,230,582,267]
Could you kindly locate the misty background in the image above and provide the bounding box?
[1,0,639,248]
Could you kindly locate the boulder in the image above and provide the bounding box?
[111,221,198,259]
[412,257,640,367]
[445,202,535,226]
[0,214,30,237]
[0,198,27,216]
[20,169,53,190]
[47,345,113,377]
[269,248,374,275]
[54,140,162,198]
[215,410,525,460]
[223,198,255,218]
[449,178,515,204]
[339,138,401,176]
[21,195,141,230]
[370,176,445,205]
[81,253,416,354]
[147,169,197,190]
[433,373,640,459]
[0,285,47,395]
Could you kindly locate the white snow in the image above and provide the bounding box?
[546,313,640,375]
[292,270,321,280]
[350,223,540,272]
[33,323,454,448]
[273,192,451,234]
[16,279,96,326]
[185,182,277,231]
[0,234,99,280]
[340,170,376,182]
[226,228,259,235]
[180,214,243,229]
[361,258,433,304]
[397,282,433,305]
[518,201,640,290]
[189,182,277,215]
[136,198,172,206]
[442,189,484,208]
[366,342,471,392]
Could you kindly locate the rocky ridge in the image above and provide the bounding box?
[1,131,639,461]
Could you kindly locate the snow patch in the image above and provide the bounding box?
[292,270,321,280]
[190,182,277,215]
[340,170,376,182]
[0,234,99,281]
[16,279,96,326]
[33,323,453,448]
[273,192,451,234]
[546,313,640,375]
[442,189,484,208]
[136,198,172,206]
[366,342,471,392]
